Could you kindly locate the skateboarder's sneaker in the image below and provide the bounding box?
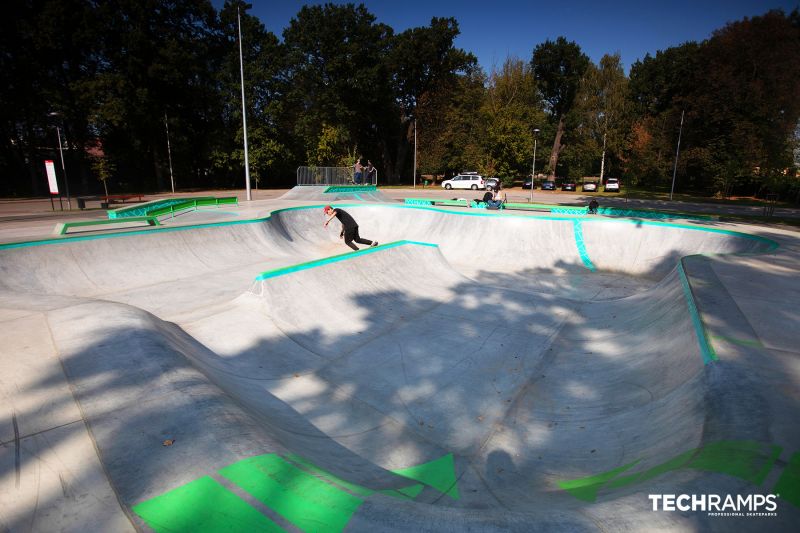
[371,241,378,247]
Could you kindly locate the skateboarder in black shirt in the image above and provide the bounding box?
[323,205,379,251]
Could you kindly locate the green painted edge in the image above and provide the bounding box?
[572,219,596,271]
[709,334,764,348]
[219,454,364,533]
[686,440,782,485]
[324,186,377,193]
[132,475,286,533]
[557,460,641,502]
[391,453,460,501]
[774,451,800,508]
[254,240,438,281]
[283,453,374,497]
[379,484,426,500]
[677,260,718,364]
[0,203,779,253]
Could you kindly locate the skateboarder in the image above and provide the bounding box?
[323,205,378,251]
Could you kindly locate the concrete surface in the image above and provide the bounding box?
[0,187,798,532]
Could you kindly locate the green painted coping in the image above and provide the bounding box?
[284,453,374,497]
[219,454,364,533]
[559,440,784,504]
[572,219,596,271]
[132,475,286,533]
[324,186,377,193]
[254,240,438,281]
[0,203,779,254]
[678,260,718,364]
[774,451,800,508]
[558,460,640,502]
[392,453,460,501]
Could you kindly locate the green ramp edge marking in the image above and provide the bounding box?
[773,451,800,508]
[391,453,460,500]
[132,476,286,533]
[283,453,374,498]
[677,261,718,364]
[572,219,596,271]
[557,460,640,502]
[219,454,364,533]
[254,240,438,281]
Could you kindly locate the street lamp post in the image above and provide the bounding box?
[49,113,71,209]
[530,128,540,203]
[670,110,685,201]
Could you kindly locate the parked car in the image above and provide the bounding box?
[582,181,598,192]
[522,178,535,189]
[442,173,486,190]
[484,177,501,191]
[604,178,620,192]
[541,180,556,191]
[561,180,576,191]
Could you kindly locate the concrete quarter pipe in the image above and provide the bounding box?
[0,203,798,532]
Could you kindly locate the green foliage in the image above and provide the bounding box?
[1,2,798,201]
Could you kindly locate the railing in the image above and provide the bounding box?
[296,166,378,186]
[108,197,238,219]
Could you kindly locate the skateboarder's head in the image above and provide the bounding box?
[323,205,333,214]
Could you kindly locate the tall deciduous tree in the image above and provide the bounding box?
[531,37,589,177]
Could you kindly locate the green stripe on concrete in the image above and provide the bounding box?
[324,186,377,193]
[560,440,784,503]
[774,451,800,508]
[558,460,640,502]
[284,453,374,497]
[678,261,718,364]
[254,240,438,281]
[392,453,460,500]
[687,440,781,484]
[132,476,286,533]
[710,334,765,348]
[219,454,364,533]
[572,219,596,271]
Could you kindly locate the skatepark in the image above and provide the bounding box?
[1,189,798,532]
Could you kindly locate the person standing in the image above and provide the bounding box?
[365,160,375,184]
[354,159,364,184]
[323,205,378,250]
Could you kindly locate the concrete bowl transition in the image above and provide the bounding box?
[0,203,798,532]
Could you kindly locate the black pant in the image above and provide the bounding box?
[344,226,372,250]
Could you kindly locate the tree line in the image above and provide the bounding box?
[2,1,798,199]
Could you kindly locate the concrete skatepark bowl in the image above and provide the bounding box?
[0,203,798,532]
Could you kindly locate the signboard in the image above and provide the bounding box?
[44,160,59,194]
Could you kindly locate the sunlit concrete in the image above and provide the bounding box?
[0,199,798,531]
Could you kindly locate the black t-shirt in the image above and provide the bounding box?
[333,208,358,230]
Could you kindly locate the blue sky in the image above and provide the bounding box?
[223,0,798,72]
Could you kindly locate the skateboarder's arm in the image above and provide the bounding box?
[323,210,338,227]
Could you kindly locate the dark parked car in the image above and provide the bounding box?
[541,180,556,191]
[561,181,576,191]
[522,178,535,189]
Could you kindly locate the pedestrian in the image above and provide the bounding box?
[588,199,599,214]
[365,160,375,184]
[323,205,378,250]
[354,158,364,184]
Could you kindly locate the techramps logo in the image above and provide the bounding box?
[648,493,779,518]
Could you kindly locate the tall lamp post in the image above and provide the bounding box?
[237,6,252,201]
[670,110,685,201]
[413,120,417,188]
[49,112,71,209]
[530,128,540,203]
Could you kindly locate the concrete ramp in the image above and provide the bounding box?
[0,205,797,532]
[280,185,393,202]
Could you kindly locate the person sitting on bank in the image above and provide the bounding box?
[486,184,506,210]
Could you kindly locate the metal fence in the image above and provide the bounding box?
[296,166,378,186]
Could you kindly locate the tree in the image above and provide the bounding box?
[531,37,590,176]
[481,57,545,178]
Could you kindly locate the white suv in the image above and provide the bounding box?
[442,173,486,190]
[604,178,620,192]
